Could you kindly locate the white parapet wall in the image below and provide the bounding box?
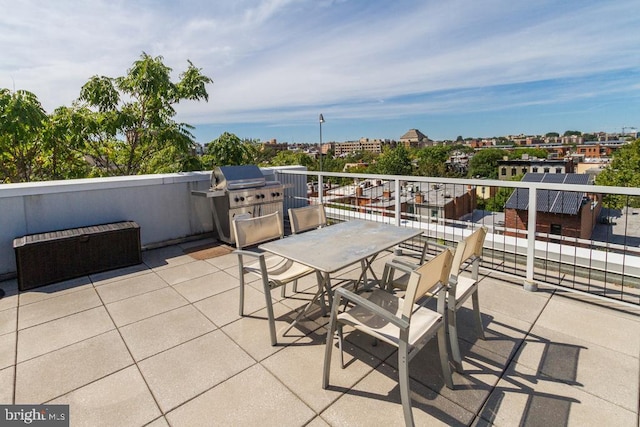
[0,166,310,279]
[0,172,213,278]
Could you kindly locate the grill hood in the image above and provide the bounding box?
[212,165,266,191]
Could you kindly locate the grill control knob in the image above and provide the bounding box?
[234,197,240,202]
[240,196,245,201]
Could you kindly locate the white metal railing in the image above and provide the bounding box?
[275,168,640,306]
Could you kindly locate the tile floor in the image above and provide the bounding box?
[0,237,638,426]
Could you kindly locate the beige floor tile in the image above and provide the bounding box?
[17,307,114,363]
[119,305,215,361]
[204,252,239,270]
[0,280,19,312]
[386,338,507,415]
[15,331,133,403]
[138,330,254,412]
[95,271,168,304]
[194,285,266,328]
[322,362,474,426]
[472,278,550,324]
[18,276,93,306]
[0,308,17,335]
[51,366,160,427]
[0,366,14,404]
[106,287,188,327]
[143,245,193,271]
[155,260,218,285]
[479,362,637,427]
[172,270,237,303]
[18,288,101,330]
[454,305,532,362]
[0,332,16,370]
[165,364,315,427]
[145,417,170,427]
[513,323,639,412]
[90,263,151,286]
[262,331,381,413]
[222,303,320,362]
[536,295,639,357]
[306,416,331,427]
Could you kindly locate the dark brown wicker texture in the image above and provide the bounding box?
[13,221,141,291]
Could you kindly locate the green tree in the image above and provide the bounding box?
[468,148,505,179]
[41,106,91,180]
[269,150,314,167]
[510,147,548,160]
[203,132,255,167]
[76,53,212,176]
[372,145,413,176]
[595,138,640,208]
[415,145,451,177]
[563,130,582,136]
[0,89,48,182]
[545,132,559,138]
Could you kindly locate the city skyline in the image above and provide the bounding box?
[1,0,639,144]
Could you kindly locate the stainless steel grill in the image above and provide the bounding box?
[192,165,284,244]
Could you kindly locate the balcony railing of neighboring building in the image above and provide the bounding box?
[275,168,640,307]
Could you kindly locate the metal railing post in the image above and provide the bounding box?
[394,178,401,226]
[318,173,324,205]
[524,186,538,291]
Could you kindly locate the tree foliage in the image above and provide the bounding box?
[76,53,212,176]
[0,89,48,182]
[415,145,451,177]
[468,148,504,179]
[371,145,413,176]
[203,132,256,167]
[595,138,640,208]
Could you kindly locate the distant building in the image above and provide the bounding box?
[261,139,288,153]
[497,155,574,180]
[399,129,431,148]
[504,173,602,241]
[575,141,626,159]
[334,138,384,156]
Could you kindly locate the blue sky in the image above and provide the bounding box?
[1,0,639,143]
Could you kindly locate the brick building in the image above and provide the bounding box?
[504,173,601,241]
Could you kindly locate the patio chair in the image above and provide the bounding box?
[323,249,455,427]
[233,211,319,346]
[282,204,328,297]
[288,203,327,234]
[447,226,487,371]
[383,226,488,371]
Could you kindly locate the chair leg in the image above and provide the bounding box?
[281,284,287,298]
[238,266,245,316]
[337,324,344,368]
[293,280,298,293]
[437,326,454,389]
[398,341,415,427]
[472,290,485,340]
[323,294,342,389]
[448,308,464,373]
[262,279,278,346]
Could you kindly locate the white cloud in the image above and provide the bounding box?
[1,0,639,138]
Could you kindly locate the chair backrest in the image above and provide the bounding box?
[233,211,284,249]
[288,204,327,234]
[403,249,453,319]
[451,226,487,274]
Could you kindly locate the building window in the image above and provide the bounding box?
[550,224,562,235]
[532,167,538,173]
[431,209,438,217]
[522,168,527,174]
[511,167,517,176]
[501,167,506,176]
[543,167,550,173]
[555,168,562,173]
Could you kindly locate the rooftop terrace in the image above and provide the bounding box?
[0,236,638,426]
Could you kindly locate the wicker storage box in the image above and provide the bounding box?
[13,221,141,291]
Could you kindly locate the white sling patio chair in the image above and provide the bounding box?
[288,203,327,234]
[281,204,328,297]
[383,226,488,371]
[323,249,455,427]
[233,211,319,346]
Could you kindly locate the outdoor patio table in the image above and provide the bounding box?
[259,219,422,329]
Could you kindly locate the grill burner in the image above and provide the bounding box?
[192,165,284,244]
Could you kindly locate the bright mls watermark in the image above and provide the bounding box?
[0,405,69,426]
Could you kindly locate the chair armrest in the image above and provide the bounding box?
[388,258,420,270]
[233,249,263,259]
[334,287,409,330]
